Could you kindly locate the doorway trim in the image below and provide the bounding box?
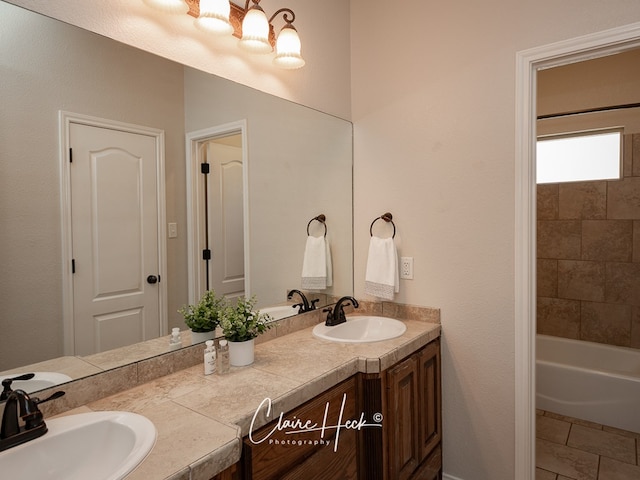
[515,22,640,479]
[59,111,168,356]
[185,120,249,304]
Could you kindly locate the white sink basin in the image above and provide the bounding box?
[0,411,156,480]
[261,305,300,321]
[312,316,407,343]
[0,372,73,394]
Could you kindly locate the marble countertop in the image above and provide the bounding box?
[59,315,441,480]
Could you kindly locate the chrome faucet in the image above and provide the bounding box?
[0,384,65,452]
[324,296,359,326]
[287,289,319,313]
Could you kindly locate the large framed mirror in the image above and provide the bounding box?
[0,1,353,388]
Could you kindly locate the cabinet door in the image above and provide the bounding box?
[387,355,420,480]
[417,339,441,462]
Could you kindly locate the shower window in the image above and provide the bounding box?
[536,128,622,184]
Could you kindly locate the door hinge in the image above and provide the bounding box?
[72,259,75,273]
[69,148,73,163]
[201,163,210,174]
[202,249,211,260]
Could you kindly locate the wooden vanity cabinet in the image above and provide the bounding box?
[242,376,359,480]
[214,338,441,480]
[362,339,442,480]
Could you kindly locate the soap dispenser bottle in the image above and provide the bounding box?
[204,340,216,375]
[217,339,230,374]
[169,327,182,349]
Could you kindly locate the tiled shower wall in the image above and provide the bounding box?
[537,134,640,349]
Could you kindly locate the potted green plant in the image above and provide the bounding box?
[220,296,273,366]
[178,290,225,344]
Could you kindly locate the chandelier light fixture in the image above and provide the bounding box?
[143,0,305,69]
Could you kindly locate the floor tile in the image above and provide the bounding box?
[535,467,557,480]
[598,456,640,480]
[536,438,598,480]
[538,414,571,444]
[567,424,636,464]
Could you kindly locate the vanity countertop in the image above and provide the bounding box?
[61,316,441,480]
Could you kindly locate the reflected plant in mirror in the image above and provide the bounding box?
[0,1,353,393]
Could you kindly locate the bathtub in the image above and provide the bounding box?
[536,334,640,433]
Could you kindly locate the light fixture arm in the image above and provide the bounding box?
[268,8,296,27]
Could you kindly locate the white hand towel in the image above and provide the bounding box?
[325,238,333,287]
[364,236,399,300]
[301,235,328,290]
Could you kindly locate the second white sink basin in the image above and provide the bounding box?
[0,372,73,394]
[261,304,300,321]
[312,316,407,343]
[0,411,156,480]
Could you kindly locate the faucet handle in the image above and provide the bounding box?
[1,374,36,401]
[310,299,320,309]
[33,390,66,406]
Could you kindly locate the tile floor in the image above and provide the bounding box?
[536,410,640,480]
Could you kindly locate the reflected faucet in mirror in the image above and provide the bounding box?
[0,386,65,452]
[323,296,359,326]
[287,289,319,314]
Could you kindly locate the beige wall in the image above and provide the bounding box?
[350,1,640,479]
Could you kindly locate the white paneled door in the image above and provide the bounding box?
[205,140,245,299]
[69,123,161,356]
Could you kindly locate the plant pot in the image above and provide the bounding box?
[228,338,255,366]
[191,329,215,345]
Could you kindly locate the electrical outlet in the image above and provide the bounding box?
[168,222,178,238]
[400,257,413,280]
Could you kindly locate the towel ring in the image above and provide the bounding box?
[369,212,396,238]
[307,214,327,237]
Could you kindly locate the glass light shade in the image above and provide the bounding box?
[142,0,188,14]
[238,7,272,54]
[273,25,305,69]
[194,0,233,35]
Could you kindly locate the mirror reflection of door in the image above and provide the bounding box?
[69,121,163,356]
[201,134,245,299]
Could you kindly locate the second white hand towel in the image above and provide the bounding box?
[301,235,327,290]
[364,236,399,300]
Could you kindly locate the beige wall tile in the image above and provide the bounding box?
[606,262,640,305]
[581,302,631,346]
[538,184,559,220]
[582,220,633,262]
[559,181,607,220]
[537,297,580,338]
[558,260,605,302]
[607,177,640,219]
[537,259,558,298]
[538,220,582,259]
[633,133,640,177]
[633,221,640,262]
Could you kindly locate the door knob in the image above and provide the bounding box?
[146,275,159,284]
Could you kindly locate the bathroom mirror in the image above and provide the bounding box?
[0,2,353,380]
